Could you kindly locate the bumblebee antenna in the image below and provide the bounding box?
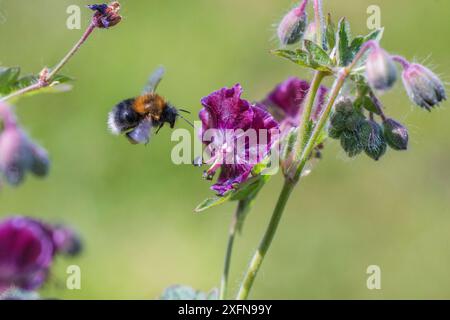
[178,109,191,114]
[177,113,194,128]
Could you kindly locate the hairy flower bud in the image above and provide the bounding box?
[359,120,387,161]
[383,118,408,151]
[277,1,308,45]
[88,2,122,29]
[340,131,363,157]
[366,46,397,91]
[401,63,447,110]
[334,98,354,115]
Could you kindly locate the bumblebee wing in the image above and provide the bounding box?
[142,66,165,94]
[126,117,153,145]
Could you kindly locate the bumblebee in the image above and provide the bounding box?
[108,66,192,144]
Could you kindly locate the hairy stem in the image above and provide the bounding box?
[235,39,375,300]
[236,180,295,300]
[293,71,325,169]
[0,22,96,103]
[219,204,239,300]
[313,0,324,48]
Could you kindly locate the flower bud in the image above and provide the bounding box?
[0,127,32,186]
[327,125,342,139]
[88,2,122,29]
[358,120,387,161]
[401,63,447,110]
[334,98,354,115]
[52,226,83,257]
[329,111,347,132]
[277,1,308,45]
[383,118,408,151]
[29,144,50,177]
[366,46,397,91]
[340,131,363,157]
[345,112,365,132]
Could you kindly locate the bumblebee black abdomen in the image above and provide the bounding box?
[108,98,143,134]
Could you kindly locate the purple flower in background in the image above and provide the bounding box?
[88,1,122,29]
[0,102,50,187]
[263,77,328,128]
[199,84,279,195]
[0,216,82,293]
[0,217,54,292]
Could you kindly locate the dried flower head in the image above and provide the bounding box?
[88,1,122,29]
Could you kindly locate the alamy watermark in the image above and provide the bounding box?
[366,265,381,290]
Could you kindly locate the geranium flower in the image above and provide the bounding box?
[263,77,328,129]
[0,216,82,292]
[199,84,279,195]
[0,217,53,292]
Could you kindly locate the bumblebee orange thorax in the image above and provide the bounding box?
[132,93,166,119]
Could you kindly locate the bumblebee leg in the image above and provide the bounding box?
[155,123,164,134]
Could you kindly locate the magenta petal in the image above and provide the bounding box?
[199,85,279,196]
[200,84,253,131]
[264,77,328,126]
[0,217,54,291]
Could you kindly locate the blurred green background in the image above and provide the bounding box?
[0,0,449,299]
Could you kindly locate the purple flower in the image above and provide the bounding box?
[0,103,50,187]
[0,217,54,292]
[199,84,279,195]
[401,63,446,110]
[263,77,328,128]
[0,216,82,293]
[88,1,122,28]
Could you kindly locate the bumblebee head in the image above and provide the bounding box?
[108,98,142,134]
[162,104,179,128]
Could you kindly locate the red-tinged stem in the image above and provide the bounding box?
[0,22,96,103]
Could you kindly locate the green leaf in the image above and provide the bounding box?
[272,49,311,68]
[364,27,384,43]
[354,95,382,115]
[325,13,336,53]
[160,285,219,300]
[0,67,21,94]
[304,40,333,67]
[272,49,332,73]
[336,18,351,66]
[194,192,232,213]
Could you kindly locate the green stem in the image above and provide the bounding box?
[235,37,373,300]
[219,204,239,300]
[236,180,295,300]
[294,72,347,179]
[313,0,324,48]
[0,23,96,103]
[296,71,326,155]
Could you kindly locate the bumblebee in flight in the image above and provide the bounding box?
[108,66,192,144]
